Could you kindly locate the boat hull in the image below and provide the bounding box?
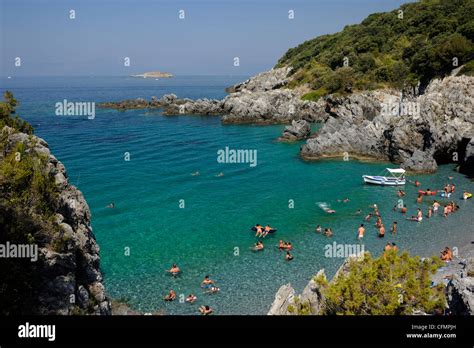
[363,175,405,186]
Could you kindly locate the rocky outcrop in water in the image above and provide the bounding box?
[278,120,311,141]
[301,75,474,173]
[0,126,110,315]
[99,68,325,124]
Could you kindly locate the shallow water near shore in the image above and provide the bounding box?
[3,76,474,315]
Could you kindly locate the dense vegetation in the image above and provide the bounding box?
[0,91,60,314]
[312,251,446,315]
[276,0,474,100]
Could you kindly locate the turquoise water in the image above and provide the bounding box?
[2,76,473,315]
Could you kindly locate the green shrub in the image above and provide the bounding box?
[276,0,474,99]
[319,251,446,315]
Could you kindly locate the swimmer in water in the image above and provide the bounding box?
[357,224,365,240]
[186,294,197,303]
[106,202,115,209]
[206,286,221,294]
[285,251,294,261]
[323,228,333,237]
[199,305,213,315]
[315,225,322,233]
[164,289,176,301]
[201,275,215,288]
[253,241,264,251]
[167,264,181,276]
[191,171,200,176]
[391,221,397,234]
[216,172,224,177]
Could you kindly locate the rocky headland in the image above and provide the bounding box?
[300,75,474,174]
[99,67,474,176]
[0,125,111,315]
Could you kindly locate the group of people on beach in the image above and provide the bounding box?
[163,267,219,315]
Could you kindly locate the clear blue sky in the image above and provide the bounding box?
[0,0,414,76]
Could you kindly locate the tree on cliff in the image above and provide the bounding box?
[277,0,474,100]
[0,92,60,314]
[314,251,446,315]
[0,91,33,134]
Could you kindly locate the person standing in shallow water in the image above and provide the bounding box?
[357,224,365,240]
[391,221,397,234]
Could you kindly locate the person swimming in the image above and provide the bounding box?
[278,240,285,250]
[318,202,336,214]
[433,200,440,213]
[364,213,372,221]
[199,305,213,315]
[384,243,392,252]
[167,264,181,276]
[253,241,264,251]
[186,294,197,303]
[391,243,398,252]
[378,224,385,238]
[254,224,263,237]
[375,217,383,229]
[201,275,215,288]
[463,191,472,200]
[106,202,115,209]
[400,205,407,214]
[262,225,273,237]
[355,209,362,215]
[285,251,294,261]
[323,228,333,237]
[206,286,221,294]
[216,172,224,177]
[191,171,200,176]
[164,289,176,301]
[315,225,322,233]
[427,207,433,218]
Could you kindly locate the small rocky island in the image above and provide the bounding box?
[130,71,173,78]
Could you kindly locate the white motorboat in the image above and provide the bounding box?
[362,168,406,186]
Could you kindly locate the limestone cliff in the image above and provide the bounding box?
[301,75,474,174]
[0,125,110,315]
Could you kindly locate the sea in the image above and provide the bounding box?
[1,75,473,315]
